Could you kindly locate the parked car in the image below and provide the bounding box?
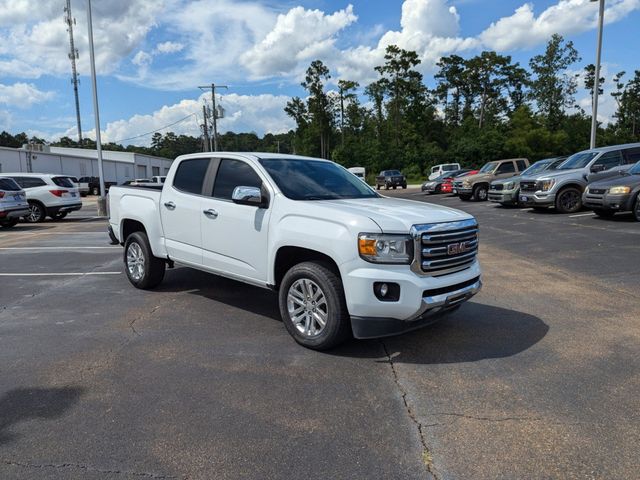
[0,176,29,228]
[453,158,530,201]
[422,169,470,194]
[376,170,407,190]
[447,170,478,195]
[428,163,461,180]
[488,157,566,206]
[519,143,640,213]
[56,175,89,197]
[583,160,640,220]
[347,167,367,183]
[79,176,117,195]
[108,153,482,350]
[6,173,82,222]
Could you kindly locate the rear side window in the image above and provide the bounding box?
[13,177,47,188]
[443,164,458,171]
[622,148,640,164]
[516,160,527,171]
[212,159,262,200]
[496,162,516,174]
[173,159,210,195]
[52,177,75,188]
[594,151,622,170]
[0,178,21,191]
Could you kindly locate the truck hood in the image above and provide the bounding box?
[522,168,582,181]
[456,172,493,183]
[317,197,473,232]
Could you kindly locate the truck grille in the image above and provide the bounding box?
[520,181,537,192]
[411,219,479,276]
[589,188,606,195]
[490,184,504,191]
[453,181,464,189]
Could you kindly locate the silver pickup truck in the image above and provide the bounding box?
[519,143,640,213]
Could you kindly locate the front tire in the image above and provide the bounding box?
[124,231,165,289]
[278,261,350,350]
[555,187,582,214]
[402,183,407,189]
[473,184,488,201]
[25,201,46,223]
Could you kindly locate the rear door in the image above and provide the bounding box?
[160,158,212,266]
[200,157,272,282]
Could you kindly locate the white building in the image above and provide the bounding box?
[0,145,173,184]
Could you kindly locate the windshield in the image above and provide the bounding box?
[629,161,640,175]
[557,152,598,170]
[261,159,378,200]
[522,161,551,176]
[479,162,497,173]
[383,170,401,176]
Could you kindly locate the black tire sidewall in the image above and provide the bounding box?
[473,185,488,201]
[278,262,349,350]
[634,196,640,222]
[555,187,582,214]
[124,232,165,289]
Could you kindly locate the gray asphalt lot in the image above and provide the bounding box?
[1,193,639,479]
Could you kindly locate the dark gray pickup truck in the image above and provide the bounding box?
[375,170,407,190]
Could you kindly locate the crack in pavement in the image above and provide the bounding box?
[380,340,439,480]
[1,458,182,479]
[129,305,161,337]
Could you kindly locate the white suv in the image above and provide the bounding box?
[6,173,83,222]
[0,177,29,228]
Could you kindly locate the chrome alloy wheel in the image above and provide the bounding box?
[287,279,328,338]
[126,242,145,281]
[27,204,42,222]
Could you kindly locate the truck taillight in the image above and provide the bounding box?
[0,192,5,198]
[50,189,68,197]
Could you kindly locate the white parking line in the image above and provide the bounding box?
[569,213,596,218]
[15,231,106,235]
[0,246,119,250]
[0,272,121,276]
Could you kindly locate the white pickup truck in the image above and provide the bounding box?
[108,153,482,349]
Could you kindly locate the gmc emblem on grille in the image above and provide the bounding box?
[447,241,470,255]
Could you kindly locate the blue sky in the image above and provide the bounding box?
[1,0,639,145]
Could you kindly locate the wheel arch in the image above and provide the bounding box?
[120,218,147,245]
[273,246,341,290]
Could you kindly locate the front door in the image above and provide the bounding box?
[200,158,271,283]
[160,158,211,265]
[494,161,517,178]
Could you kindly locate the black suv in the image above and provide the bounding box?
[78,176,117,195]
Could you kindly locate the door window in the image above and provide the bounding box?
[13,177,47,188]
[212,159,262,200]
[496,162,515,174]
[593,151,622,170]
[622,148,640,164]
[173,158,210,195]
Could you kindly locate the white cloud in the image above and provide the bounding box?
[78,92,293,146]
[240,5,357,78]
[132,51,153,67]
[0,82,54,107]
[479,0,640,51]
[154,41,184,54]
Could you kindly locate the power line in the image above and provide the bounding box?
[112,113,197,144]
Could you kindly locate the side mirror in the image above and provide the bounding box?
[590,164,606,173]
[232,186,265,207]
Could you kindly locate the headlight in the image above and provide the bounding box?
[358,233,413,264]
[538,179,555,191]
[462,180,471,188]
[609,186,631,194]
[503,181,515,190]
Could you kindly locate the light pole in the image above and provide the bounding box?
[590,0,605,149]
[86,0,107,216]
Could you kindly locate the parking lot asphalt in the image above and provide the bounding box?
[1,194,639,479]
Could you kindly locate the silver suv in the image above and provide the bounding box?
[0,177,29,228]
[519,143,640,213]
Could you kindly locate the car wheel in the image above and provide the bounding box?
[51,212,67,221]
[278,261,350,350]
[385,183,390,190]
[376,184,380,190]
[402,184,407,189]
[593,208,615,218]
[555,187,582,214]
[25,202,46,223]
[633,195,640,222]
[124,231,166,289]
[0,219,19,228]
[92,186,99,195]
[473,185,488,201]
[459,194,471,201]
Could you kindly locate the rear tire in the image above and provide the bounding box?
[25,201,46,223]
[0,219,18,228]
[402,183,407,189]
[124,231,165,289]
[593,208,615,218]
[278,261,350,350]
[555,187,582,214]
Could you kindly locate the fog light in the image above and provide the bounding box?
[374,282,400,302]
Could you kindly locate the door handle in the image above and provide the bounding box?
[203,208,218,219]
[164,201,176,210]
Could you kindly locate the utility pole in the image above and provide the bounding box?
[64,0,83,144]
[86,0,106,216]
[198,83,227,151]
[590,0,605,149]
[201,105,210,152]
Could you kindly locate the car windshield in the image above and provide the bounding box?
[479,162,497,173]
[557,152,598,170]
[384,170,401,176]
[260,159,378,200]
[522,161,551,176]
[629,161,640,175]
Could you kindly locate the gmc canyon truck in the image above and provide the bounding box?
[108,153,482,350]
